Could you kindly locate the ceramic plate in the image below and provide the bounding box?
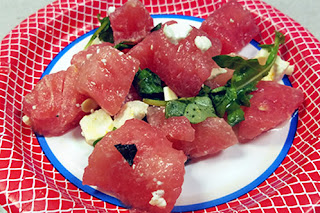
[0,0,319,212]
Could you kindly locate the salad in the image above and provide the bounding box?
[22,0,304,212]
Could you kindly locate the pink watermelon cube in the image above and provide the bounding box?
[109,0,154,45]
[147,106,195,142]
[83,119,186,213]
[72,44,140,115]
[23,66,88,136]
[176,117,239,159]
[237,81,304,142]
[71,42,113,67]
[200,0,259,54]
[147,107,238,159]
[129,22,222,97]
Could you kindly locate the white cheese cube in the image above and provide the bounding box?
[163,86,178,101]
[79,109,114,145]
[255,48,269,65]
[194,36,212,52]
[113,101,149,128]
[163,23,193,45]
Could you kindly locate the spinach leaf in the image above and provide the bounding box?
[85,14,114,49]
[133,68,164,99]
[211,31,285,126]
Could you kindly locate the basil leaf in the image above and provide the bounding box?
[165,100,187,118]
[165,96,216,124]
[114,41,136,50]
[97,15,114,43]
[85,14,114,49]
[114,144,137,167]
[151,23,162,32]
[133,68,164,99]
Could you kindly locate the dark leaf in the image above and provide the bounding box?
[85,14,114,49]
[114,41,136,51]
[133,68,164,99]
[151,23,162,32]
[114,144,137,167]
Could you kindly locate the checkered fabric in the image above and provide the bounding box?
[0,0,319,212]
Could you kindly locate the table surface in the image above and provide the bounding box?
[0,0,319,42]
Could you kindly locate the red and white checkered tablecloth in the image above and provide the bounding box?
[0,0,319,212]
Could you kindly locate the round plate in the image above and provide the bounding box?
[1,0,320,212]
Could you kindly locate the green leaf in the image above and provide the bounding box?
[114,41,136,51]
[211,31,285,126]
[85,14,114,49]
[97,15,114,43]
[151,23,162,32]
[198,85,212,97]
[133,68,164,99]
[165,100,187,118]
[92,137,103,147]
[143,98,167,106]
[165,96,216,124]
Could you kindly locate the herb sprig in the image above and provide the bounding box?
[85,14,114,49]
[211,31,285,126]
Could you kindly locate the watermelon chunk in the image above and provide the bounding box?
[129,22,222,97]
[124,85,142,104]
[177,117,238,159]
[83,119,186,213]
[200,0,259,54]
[147,107,237,159]
[109,0,154,45]
[71,42,113,67]
[23,66,88,136]
[237,81,304,142]
[147,106,195,142]
[72,44,140,115]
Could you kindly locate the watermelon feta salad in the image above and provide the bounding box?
[22,0,304,212]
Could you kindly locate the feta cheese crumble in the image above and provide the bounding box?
[86,54,93,59]
[107,6,116,15]
[163,23,193,45]
[163,86,178,101]
[101,58,107,65]
[79,109,114,145]
[22,115,31,126]
[255,48,294,81]
[149,190,167,208]
[113,100,149,128]
[194,36,212,52]
[207,67,228,80]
